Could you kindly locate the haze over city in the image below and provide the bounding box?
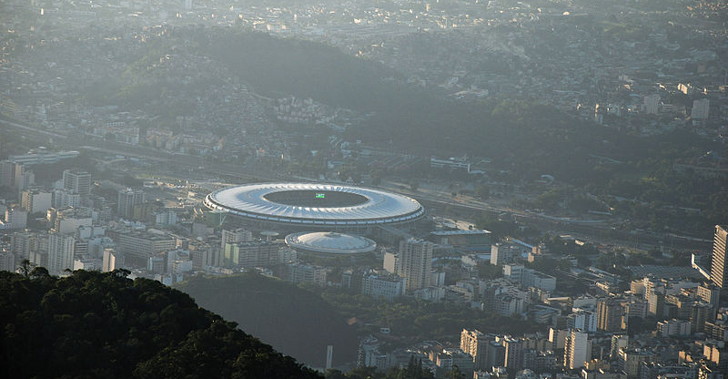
[0,0,726,378]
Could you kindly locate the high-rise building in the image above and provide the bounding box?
[221,228,253,250]
[117,188,145,219]
[117,231,175,266]
[597,298,626,332]
[564,329,590,370]
[397,238,433,291]
[223,241,280,268]
[21,188,53,214]
[710,225,728,288]
[460,329,491,370]
[502,336,524,371]
[102,248,123,272]
[47,232,76,275]
[62,169,91,196]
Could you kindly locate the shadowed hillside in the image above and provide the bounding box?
[0,268,320,379]
[176,272,359,368]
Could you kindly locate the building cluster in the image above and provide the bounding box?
[349,226,728,379]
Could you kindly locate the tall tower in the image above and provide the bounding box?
[564,329,590,370]
[62,169,91,196]
[117,188,145,219]
[710,225,728,288]
[460,329,490,370]
[47,232,76,275]
[597,298,626,332]
[397,238,433,291]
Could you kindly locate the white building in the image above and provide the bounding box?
[564,329,590,370]
[21,188,53,214]
[398,238,434,292]
[47,233,76,275]
[362,273,406,300]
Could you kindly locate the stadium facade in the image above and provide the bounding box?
[204,183,425,231]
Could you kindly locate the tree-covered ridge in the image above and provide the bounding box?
[0,269,320,379]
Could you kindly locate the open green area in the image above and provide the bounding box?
[0,268,318,378]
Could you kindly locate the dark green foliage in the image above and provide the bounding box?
[0,270,320,379]
[318,288,540,342]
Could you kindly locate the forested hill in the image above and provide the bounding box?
[176,273,359,368]
[0,269,320,379]
[186,29,716,179]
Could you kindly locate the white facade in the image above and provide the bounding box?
[48,233,76,275]
[362,273,406,300]
[21,189,53,214]
[564,329,590,370]
[398,238,433,291]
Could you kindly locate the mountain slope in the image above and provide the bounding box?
[176,273,359,368]
[0,269,320,378]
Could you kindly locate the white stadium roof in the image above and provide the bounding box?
[204,183,425,226]
[285,232,377,255]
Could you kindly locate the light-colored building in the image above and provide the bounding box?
[397,238,433,292]
[62,169,91,196]
[223,241,281,268]
[710,225,728,288]
[361,272,406,300]
[21,188,53,214]
[461,329,490,370]
[2,207,28,230]
[564,329,590,370]
[47,232,76,275]
[221,228,253,250]
[117,231,175,266]
[117,188,145,219]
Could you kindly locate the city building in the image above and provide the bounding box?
[21,188,53,214]
[223,241,281,268]
[62,169,91,196]
[564,329,590,370]
[221,228,253,250]
[116,231,175,266]
[461,329,491,370]
[117,188,145,219]
[397,238,434,292]
[361,272,406,300]
[597,298,626,332]
[47,232,76,275]
[710,225,728,288]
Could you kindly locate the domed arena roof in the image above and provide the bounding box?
[285,231,377,255]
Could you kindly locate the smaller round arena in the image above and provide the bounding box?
[285,231,377,257]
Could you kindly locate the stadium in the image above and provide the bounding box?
[204,183,425,230]
[285,231,377,258]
